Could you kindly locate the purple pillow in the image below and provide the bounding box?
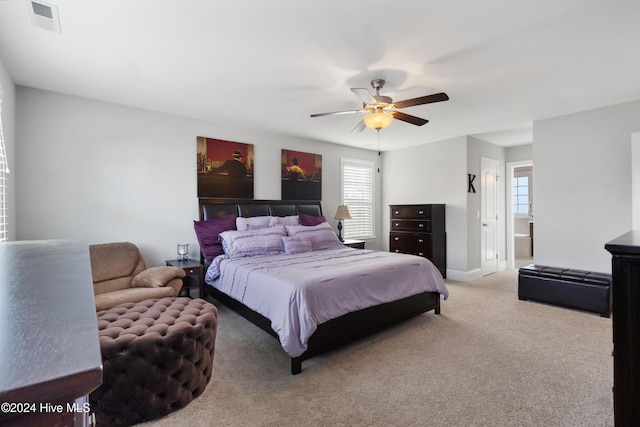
[193,214,237,261]
[282,235,312,255]
[299,213,326,226]
[219,226,287,258]
[285,222,344,251]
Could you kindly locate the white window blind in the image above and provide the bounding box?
[0,92,8,242]
[342,159,374,239]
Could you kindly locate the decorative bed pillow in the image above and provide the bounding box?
[193,214,238,261]
[285,222,344,251]
[299,213,326,226]
[205,254,226,282]
[270,215,300,227]
[132,266,186,288]
[236,215,273,231]
[219,225,287,258]
[282,235,312,255]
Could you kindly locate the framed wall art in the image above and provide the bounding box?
[197,136,254,198]
[281,149,322,200]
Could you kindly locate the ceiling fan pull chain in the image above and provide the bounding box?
[377,130,381,173]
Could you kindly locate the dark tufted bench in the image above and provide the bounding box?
[90,297,218,427]
[518,264,612,317]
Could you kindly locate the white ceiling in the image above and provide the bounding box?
[1,0,639,151]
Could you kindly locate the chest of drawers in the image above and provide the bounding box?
[390,204,446,278]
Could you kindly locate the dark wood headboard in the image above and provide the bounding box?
[198,198,323,221]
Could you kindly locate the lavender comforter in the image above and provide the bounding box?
[205,248,448,357]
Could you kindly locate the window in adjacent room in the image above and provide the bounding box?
[513,175,530,216]
[341,158,374,240]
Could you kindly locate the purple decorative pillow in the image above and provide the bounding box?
[219,225,287,258]
[193,214,237,261]
[299,213,326,226]
[285,222,344,251]
[282,235,312,255]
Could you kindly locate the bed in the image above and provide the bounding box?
[196,198,448,374]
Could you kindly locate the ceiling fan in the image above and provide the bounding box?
[310,79,449,132]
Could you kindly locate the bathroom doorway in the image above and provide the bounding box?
[507,161,534,269]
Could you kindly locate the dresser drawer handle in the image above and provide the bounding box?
[418,252,424,256]
[395,223,399,227]
[394,210,399,215]
[395,250,400,253]
[418,239,423,243]
[394,237,400,241]
[418,210,424,214]
[418,223,424,227]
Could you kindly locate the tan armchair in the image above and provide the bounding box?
[90,242,185,311]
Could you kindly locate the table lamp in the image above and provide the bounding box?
[334,205,352,242]
[177,243,189,261]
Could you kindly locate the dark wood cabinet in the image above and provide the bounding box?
[390,204,446,278]
[605,231,640,426]
[0,240,102,426]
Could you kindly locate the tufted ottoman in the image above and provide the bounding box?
[90,297,218,427]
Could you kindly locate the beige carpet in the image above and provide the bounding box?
[141,269,613,427]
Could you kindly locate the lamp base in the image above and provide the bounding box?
[337,220,344,242]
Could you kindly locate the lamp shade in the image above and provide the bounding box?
[334,205,352,220]
[363,110,393,130]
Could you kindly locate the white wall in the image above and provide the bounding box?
[0,55,16,240]
[17,85,640,275]
[534,99,640,273]
[381,136,468,277]
[15,87,379,265]
[506,144,532,163]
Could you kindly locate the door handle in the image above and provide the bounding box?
[482,223,488,227]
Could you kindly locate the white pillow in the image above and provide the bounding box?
[269,215,300,227]
[219,225,286,258]
[285,222,344,251]
[236,215,273,231]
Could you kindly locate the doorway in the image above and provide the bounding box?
[481,157,499,275]
[506,160,534,269]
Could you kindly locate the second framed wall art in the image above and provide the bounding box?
[281,149,322,200]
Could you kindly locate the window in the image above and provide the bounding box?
[513,175,530,216]
[341,158,374,239]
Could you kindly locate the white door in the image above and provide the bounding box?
[481,157,499,275]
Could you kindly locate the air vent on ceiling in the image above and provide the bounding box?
[28,0,61,33]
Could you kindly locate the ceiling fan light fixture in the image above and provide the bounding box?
[364,110,393,130]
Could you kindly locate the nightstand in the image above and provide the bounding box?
[343,239,365,249]
[166,259,205,299]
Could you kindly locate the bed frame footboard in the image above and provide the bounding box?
[206,285,440,374]
[290,291,440,374]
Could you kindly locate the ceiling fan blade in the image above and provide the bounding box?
[393,111,429,126]
[351,88,377,105]
[393,92,449,109]
[310,110,361,118]
[351,119,366,133]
